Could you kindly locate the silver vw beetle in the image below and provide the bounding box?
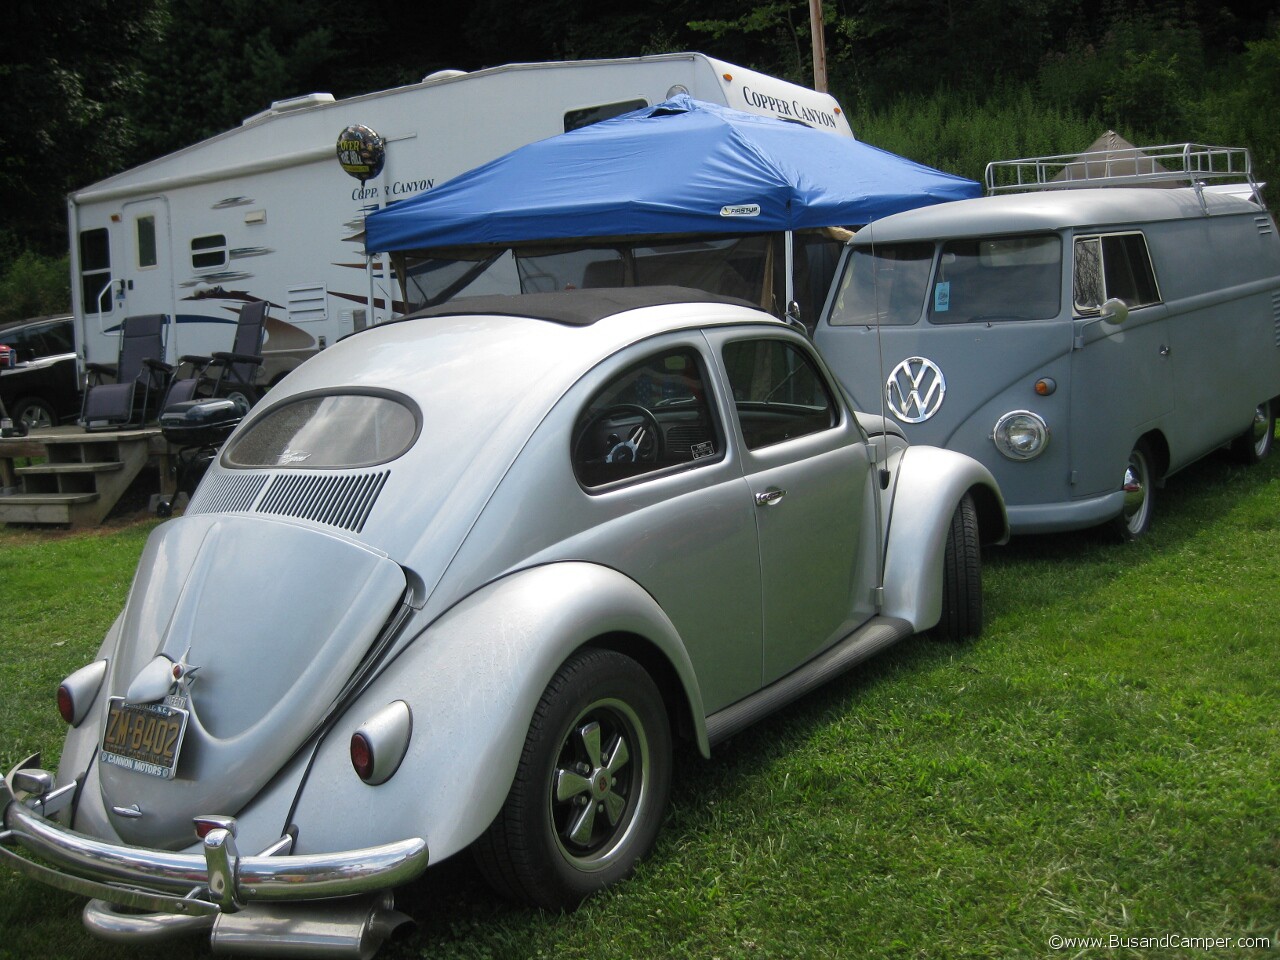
[2,288,1007,956]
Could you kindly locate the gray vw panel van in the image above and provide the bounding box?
[815,144,1280,538]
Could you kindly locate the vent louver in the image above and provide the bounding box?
[188,470,389,533]
[189,473,268,514]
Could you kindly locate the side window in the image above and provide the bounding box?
[79,228,112,315]
[564,99,647,133]
[572,347,720,489]
[191,234,228,270]
[721,339,837,450]
[1074,232,1160,313]
[23,321,74,360]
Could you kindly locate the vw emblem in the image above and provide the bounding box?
[886,356,946,423]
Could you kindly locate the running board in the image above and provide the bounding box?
[704,616,914,746]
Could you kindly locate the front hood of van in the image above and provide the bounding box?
[96,514,406,849]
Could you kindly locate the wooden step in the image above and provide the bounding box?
[0,492,98,526]
[16,461,125,476]
[0,425,162,528]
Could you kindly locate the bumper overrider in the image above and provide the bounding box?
[1,759,430,955]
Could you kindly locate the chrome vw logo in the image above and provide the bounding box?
[886,356,946,423]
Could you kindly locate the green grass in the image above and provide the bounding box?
[1,449,1278,959]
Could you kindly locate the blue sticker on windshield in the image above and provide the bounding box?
[934,282,951,312]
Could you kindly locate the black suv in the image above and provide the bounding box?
[0,315,81,432]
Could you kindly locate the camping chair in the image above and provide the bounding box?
[163,300,269,410]
[80,314,172,431]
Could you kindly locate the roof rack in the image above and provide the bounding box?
[985,143,1258,196]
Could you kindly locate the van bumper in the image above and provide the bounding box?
[1005,490,1124,534]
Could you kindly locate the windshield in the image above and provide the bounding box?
[827,234,1064,326]
[828,242,933,326]
[929,235,1062,323]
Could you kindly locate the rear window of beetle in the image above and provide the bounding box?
[224,392,420,468]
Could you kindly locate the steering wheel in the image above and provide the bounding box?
[574,403,663,464]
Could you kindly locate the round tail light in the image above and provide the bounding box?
[350,732,375,782]
[56,685,75,725]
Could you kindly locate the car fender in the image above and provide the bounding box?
[287,560,706,863]
[880,446,1007,630]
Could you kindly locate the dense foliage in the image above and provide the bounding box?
[2,0,1278,304]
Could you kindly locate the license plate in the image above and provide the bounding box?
[100,697,189,779]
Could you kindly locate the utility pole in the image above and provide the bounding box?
[809,0,828,92]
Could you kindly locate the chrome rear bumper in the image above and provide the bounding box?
[1,763,430,919]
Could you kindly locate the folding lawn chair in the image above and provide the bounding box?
[80,314,171,431]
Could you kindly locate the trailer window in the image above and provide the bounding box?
[929,235,1062,324]
[191,234,228,270]
[564,99,647,133]
[1073,232,1160,313]
[136,215,158,269]
[79,228,112,315]
[828,243,934,326]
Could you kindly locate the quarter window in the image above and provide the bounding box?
[191,234,228,270]
[721,339,837,450]
[1073,232,1160,313]
[572,348,720,488]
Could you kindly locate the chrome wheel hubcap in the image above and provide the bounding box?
[550,700,647,871]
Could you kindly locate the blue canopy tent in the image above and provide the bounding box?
[364,96,980,319]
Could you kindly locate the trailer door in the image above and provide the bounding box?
[112,198,177,360]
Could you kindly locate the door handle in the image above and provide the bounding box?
[755,487,787,506]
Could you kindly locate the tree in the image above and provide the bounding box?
[0,0,165,255]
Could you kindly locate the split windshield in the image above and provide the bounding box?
[828,234,1063,326]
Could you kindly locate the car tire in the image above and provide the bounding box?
[1110,440,1156,542]
[12,396,56,433]
[1230,399,1275,465]
[937,492,982,641]
[473,648,672,910]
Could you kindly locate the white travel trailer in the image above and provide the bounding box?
[68,53,852,385]
[815,142,1280,538]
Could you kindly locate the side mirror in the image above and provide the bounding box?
[1100,297,1129,325]
[784,300,809,337]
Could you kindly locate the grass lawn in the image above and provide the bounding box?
[1,448,1276,959]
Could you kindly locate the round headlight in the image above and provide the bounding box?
[993,410,1049,461]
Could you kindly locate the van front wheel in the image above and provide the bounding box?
[1230,400,1275,465]
[1111,442,1155,541]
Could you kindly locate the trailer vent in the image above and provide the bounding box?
[188,473,268,515]
[256,471,390,533]
[1273,291,1280,347]
[287,284,328,323]
[1256,215,1274,236]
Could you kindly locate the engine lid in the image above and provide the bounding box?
[96,513,406,849]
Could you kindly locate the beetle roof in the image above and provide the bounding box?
[388,285,760,328]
